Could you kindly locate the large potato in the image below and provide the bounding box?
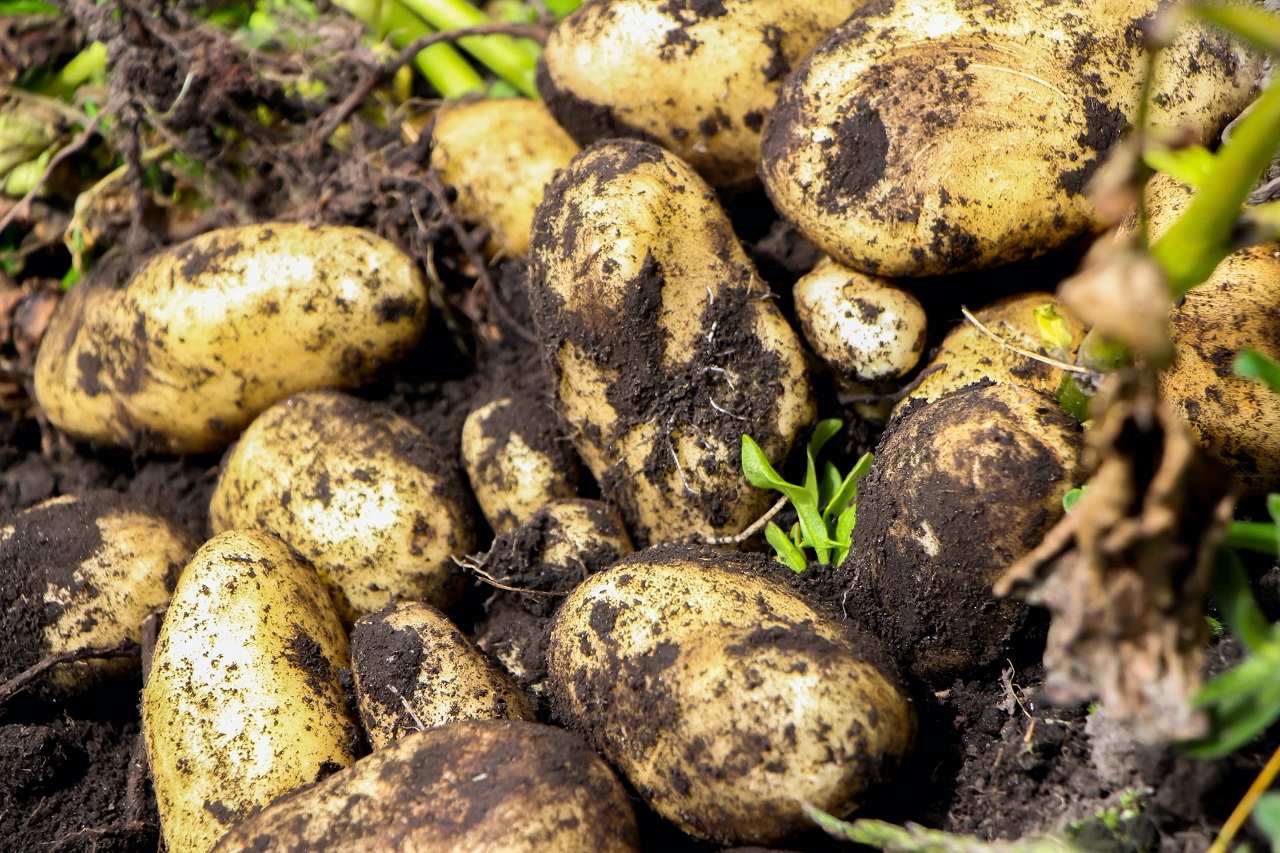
[537,0,867,189]
[0,491,195,691]
[529,141,814,545]
[210,390,474,622]
[34,223,428,453]
[547,546,914,846]
[142,529,358,853]
[760,0,1260,276]
[211,720,642,852]
[844,383,1083,680]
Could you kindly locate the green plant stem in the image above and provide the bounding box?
[37,41,107,101]
[396,0,539,97]
[334,0,485,98]
[1226,520,1280,556]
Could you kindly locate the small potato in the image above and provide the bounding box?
[547,546,914,846]
[845,383,1082,680]
[529,140,814,545]
[461,395,579,535]
[351,601,535,749]
[760,0,1260,276]
[430,98,581,257]
[0,491,195,691]
[793,257,927,382]
[211,720,642,852]
[34,223,428,454]
[143,529,358,853]
[210,390,475,622]
[538,0,865,189]
[894,292,1086,417]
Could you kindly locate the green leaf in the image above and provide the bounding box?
[801,804,1080,852]
[1189,1,1280,58]
[765,522,807,573]
[832,503,858,566]
[743,433,832,562]
[818,461,842,512]
[1235,349,1280,396]
[1185,669,1280,758]
[1252,792,1280,847]
[1226,520,1280,556]
[1063,487,1086,513]
[824,452,874,518]
[1033,303,1076,359]
[1056,373,1093,422]
[808,418,843,460]
[793,491,833,564]
[0,0,58,13]
[741,435,790,492]
[1143,143,1217,189]
[1212,547,1275,655]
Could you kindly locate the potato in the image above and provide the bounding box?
[430,98,581,257]
[793,256,927,383]
[351,601,535,749]
[538,0,866,189]
[210,390,475,623]
[547,545,914,846]
[142,529,358,853]
[34,223,428,454]
[461,394,579,535]
[0,491,195,692]
[844,383,1082,680]
[760,0,1261,276]
[529,140,815,545]
[471,498,633,705]
[210,720,642,852]
[893,292,1086,417]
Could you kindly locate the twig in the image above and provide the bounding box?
[960,306,1091,374]
[840,363,946,404]
[0,112,104,236]
[452,555,558,596]
[1207,742,1280,853]
[703,494,790,546]
[0,639,140,706]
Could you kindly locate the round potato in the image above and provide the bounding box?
[0,491,195,692]
[210,720,642,853]
[351,601,535,749]
[760,0,1260,276]
[461,394,579,535]
[845,383,1083,680]
[209,390,475,623]
[430,98,581,257]
[537,0,867,189]
[142,529,358,853]
[547,545,914,846]
[529,140,814,545]
[34,222,428,453]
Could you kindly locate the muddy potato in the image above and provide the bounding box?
[351,601,535,749]
[845,383,1083,681]
[430,98,581,257]
[547,546,914,846]
[0,491,195,692]
[461,395,579,535]
[210,390,474,623]
[529,140,814,545]
[210,720,640,852]
[760,0,1260,276]
[537,0,866,189]
[893,292,1086,417]
[34,223,428,454]
[142,529,358,853]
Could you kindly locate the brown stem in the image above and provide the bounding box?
[0,639,140,706]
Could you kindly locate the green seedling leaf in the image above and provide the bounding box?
[819,461,842,512]
[1056,373,1092,423]
[1189,1,1280,58]
[0,0,58,13]
[804,419,842,509]
[793,492,833,564]
[741,435,790,493]
[1063,486,1086,513]
[766,521,807,573]
[1252,792,1280,848]
[833,504,857,566]
[802,803,1079,851]
[1226,520,1280,556]
[1142,143,1217,189]
[1235,349,1280,396]
[1034,303,1076,360]
[742,433,833,562]
[1212,547,1275,655]
[1186,667,1280,758]
[824,452,873,518]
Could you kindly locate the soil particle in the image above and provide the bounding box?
[1057,97,1130,197]
[814,99,889,208]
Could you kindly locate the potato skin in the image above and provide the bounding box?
[142,529,358,853]
[351,601,535,749]
[209,390,474,622]
[34,223,428,453]
[529,141,814,545]
[845,383,1082,680]
[547,546,914,846]
[430,98,581,257]
[537,0,866,189]
[760,0,1260,276]
[210,720,642,853]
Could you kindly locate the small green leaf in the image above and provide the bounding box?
[765,522,807,573]
[1063,486,1086,513]
[792,491,833,564]
[808,418,843,460]
[0,0,58,13]
[1034,303,1076,359]
[818,461,842,512]
[1252,792,1280,847]
[824,452,874,518]
[1226,520,1280,556]
[1056,373,1093,422]
[1185,670,1280,758]
[1235,349,1280,396]
[1213,547,1275,655]
[741,435,789,492]
[832,503,858,566]
[1143,143,1217,189]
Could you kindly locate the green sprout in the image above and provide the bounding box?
[741,419,872,573]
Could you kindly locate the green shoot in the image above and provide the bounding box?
[802,803,1079,852]
[741,419,872,572]
[395,0,540,97]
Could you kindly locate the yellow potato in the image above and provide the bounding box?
[142,529,358,853]
[210,390,475,623]
[34,223,428,453]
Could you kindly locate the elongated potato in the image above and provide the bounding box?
[547,546,914,846]
[210,390,475,623]
[538,0,867,189]
[34,223,428,453]
[211,720,641,852]
[0,491,195,692]
[760,0,1261,276]
[529,141,814,545]
[142,529,358,853]
[431,98,581,257]
[351,601,535,749]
